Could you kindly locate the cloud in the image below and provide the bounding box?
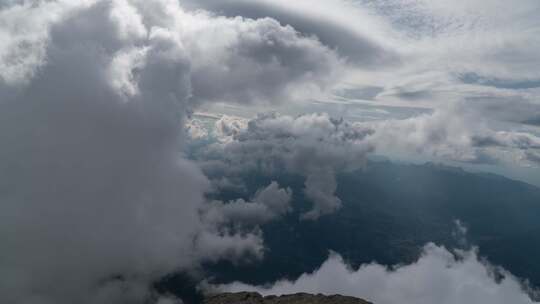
[186,118,210,140]
[198,113,373,219]
[0,1,343,303]
[199,181,292,250]
[2,0,539,303]
[182,0,540,178]
[214,115,249,140]
[465,96,540,127]
[193,230,266,265]
[0,0,343,105]
[361,106,540,166]
[195,108,539,222]
[283,0,540,133]
[195,107,540,201]
[525,151,540,165]
[213,243,537,304]
[195,182,292,264]
[184,14,344,104]
[155,295,184,304]
[181,0,400,67]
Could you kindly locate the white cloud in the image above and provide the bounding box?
[213,243,537,304]
[214,115,249,141]
[186,118,210,139]
[360,105,540,167]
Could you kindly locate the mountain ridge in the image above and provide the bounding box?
[204,292,373,304]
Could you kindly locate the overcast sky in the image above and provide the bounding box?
[184,0,540,186]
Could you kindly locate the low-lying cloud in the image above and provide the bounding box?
[198,113,373,219]
[213,243,538,304]
[197,182,293,263]
[193,109,540,220]
[362,106,540,166]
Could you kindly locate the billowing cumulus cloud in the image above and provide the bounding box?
[362,107,540,167]
[181,0,400,68]
[0,0,343,103]
[185,15,343,104]
[0,1,343,303]
[202,182,292,228]
[213,243,537,304]
[197,182,292,262]
[198,113,373,219]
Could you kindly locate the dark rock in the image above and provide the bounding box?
[204,292,373,304]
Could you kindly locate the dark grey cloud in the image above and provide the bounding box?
[0,1,344,303]
[196,182,292,263]
[202,182,292,228]
[0,6,203,303]
[198,113,373,219]
[187,17,343,104]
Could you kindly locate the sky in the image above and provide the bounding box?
[0,1,539,304]
[187,0,540,186]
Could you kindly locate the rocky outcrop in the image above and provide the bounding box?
[204,292,373,304]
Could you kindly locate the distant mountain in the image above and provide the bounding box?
[158,161,540,300]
